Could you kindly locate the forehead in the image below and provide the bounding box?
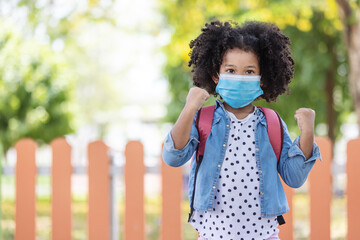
[222,48,259,66]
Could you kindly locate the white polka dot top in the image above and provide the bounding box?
[190,106,279,240]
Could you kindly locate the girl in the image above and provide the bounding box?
[162,20,322,240]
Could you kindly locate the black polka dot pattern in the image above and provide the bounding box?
[191,107,279,239]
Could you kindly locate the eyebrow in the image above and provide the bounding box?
[245,65,257,69]
[225,64,237,67]
[224,64,257,69]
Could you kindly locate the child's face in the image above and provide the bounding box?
[213,48,260,84]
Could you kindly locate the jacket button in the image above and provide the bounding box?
[223,144,226,147]
[258,170,262,174]
[218,164,221,168]
[259,192,264,195]
[256,148,259,152]
[213,186,216,189]
[226,124,229,127]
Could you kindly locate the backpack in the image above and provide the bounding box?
[188,105,286,225]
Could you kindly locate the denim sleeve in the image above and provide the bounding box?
[277,118,322,188]
[162,114,200,167]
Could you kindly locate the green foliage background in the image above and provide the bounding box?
[1,0,357,150]
[0,0,121,151]
[0,20,75,151]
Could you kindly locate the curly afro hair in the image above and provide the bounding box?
[188,20,295,102]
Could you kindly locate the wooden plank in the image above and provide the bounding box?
[279,179,294,240]
[347,138,360,240]
[88,141,110,240]
[309,137,332,240]
[51,138,72,240]
[160,146,182,240]
[124,141,145,240]
[15,139,37,240]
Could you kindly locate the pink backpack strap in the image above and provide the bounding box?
[195,105,216,163]
[258,107,283,163]
[188,105,216,222]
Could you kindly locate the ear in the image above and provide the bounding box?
[212,74,219,84]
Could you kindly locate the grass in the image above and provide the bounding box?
[1,192,347,240]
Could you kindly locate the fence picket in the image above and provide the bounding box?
[124,141,145,240]
[15,139,37,240]
[51,138,72,240]
[309,137,332,240]
[279,180,294,240]
[347,138,360,240]
[7,136,358,239]
[88,141,110,240]
[160,148,182,240]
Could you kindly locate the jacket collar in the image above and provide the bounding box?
[256,107,267,126]
[215,99,266,125]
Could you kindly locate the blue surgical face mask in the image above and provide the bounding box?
[215,73,263,109]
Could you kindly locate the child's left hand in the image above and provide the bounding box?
[294,108,315,134]
[294,108,315,160]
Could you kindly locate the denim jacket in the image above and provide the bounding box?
[162,100,322,218]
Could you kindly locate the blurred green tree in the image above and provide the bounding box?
[336,0,360,136]
[159,0,351,142]
[0,21,75,152]
[0,0,124,147]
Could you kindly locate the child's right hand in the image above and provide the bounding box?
[171,87,210,150]
[185,87,210,111]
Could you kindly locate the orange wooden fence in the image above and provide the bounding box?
[3,136,360,239]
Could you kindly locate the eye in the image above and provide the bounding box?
[245,70,255,74]
[226,69,235,74]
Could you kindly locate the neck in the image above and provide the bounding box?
[223,102,255,120]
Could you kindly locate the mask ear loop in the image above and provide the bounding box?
[216,72,221,83]
[215,72,221,99]
[214,72,220,84]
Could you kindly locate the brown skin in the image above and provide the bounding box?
[170,87,210,150]
[172,48,315,159]
[211,48,260,120]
